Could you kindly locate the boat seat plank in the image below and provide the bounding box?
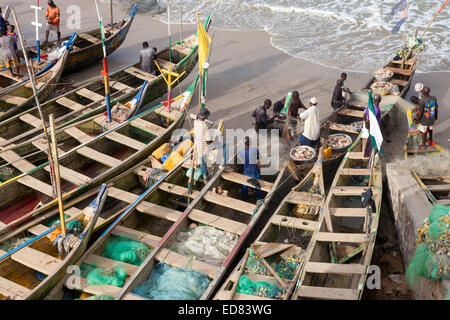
[286,191,323,206]
[390,78,409,87]
[121,293,147,300]
[341,168,372,176]
[270,215,318,232]
[337,109,364,118]
[158,182,200,199]
[347,152,367,160]
[0,95,28,105]
[390,57,416,66]
[84,254,138,276]
[111,81,134,93]
[296,286,359,300]
[31,138,65,155]
[154,106,181,121]
[304,262,366,275]
[44,165,91,186]
[316,232,371,243]
[221,171,272,193]
[0,150,36,173]
[385,66,414,76]
[332,186,379,196]
[77,146,123,167]
[329,208,367,217]
[427,184,450,192]
[105,131,147,150]
[11,247,63,275]
[64,127,93,144]
[71,277,121,297]
[56,97,88,112]
[131,118,166,137]
[329,123,359,134]
[111,225,160,248]
[92,115,120,129]
[76,88,104,102]
[204,191,255,215]
[0,276,31,299]
[188,209,247,235]
[18,175,54,197]
[124,66,158,82]
[437,199,450,205]
[156,249,219,279]
[156,58,171,71]
[19,113,42,128]
[78,33,101,44]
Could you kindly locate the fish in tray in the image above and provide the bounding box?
[374,68,394,79]
[370,81,393,95]
[328,134,352,149]
[291,146,316,161]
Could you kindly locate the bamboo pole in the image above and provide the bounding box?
[229,248,250,299]
[180,2,183,47]
[420,0,449,40]
[10,7,56,195]
[49,114,66,235]
[110,0,114,29]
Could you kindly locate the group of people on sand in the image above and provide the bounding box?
[411,83,439,150]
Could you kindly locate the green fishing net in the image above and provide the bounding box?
[85,264,128,288]
[245,249,301,280]
[102,236,151,266]
[67,220,84,236]
[79,295,114,300]
[143,168,166,188]
[45,214,71,227]
[133,262,210,300]
[236,275,287,299]
[406,205,450,288]
[0,235,33,253]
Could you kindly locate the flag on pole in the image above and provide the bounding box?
[196,12,211,74]
[367,91,384,155]
[391,0,409,35]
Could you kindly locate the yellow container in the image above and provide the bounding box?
[323,146,332,160]
[152,143,172,161]
[163,151,183,171]
[176,139,193,156]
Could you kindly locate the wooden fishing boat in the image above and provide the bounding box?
[0,34,76,122]
[5,5,139,74]
[0,184,107,300]
[292,133,383,300]
[214,150,326,300]
[0,73,199,238]
[0,16,211,149]
[44,147,285,300]
[288,95,394,181]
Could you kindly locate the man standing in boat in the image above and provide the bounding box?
[416,86,438,150]
[297,97,321,148]
[193,108,213,182]
[288,91,306,136]
[0,29,20,78]
[331,79,348,110]
[341,73,352,101]
[139,42,157,75]
[238,136,262,202]
[44,0,61,47]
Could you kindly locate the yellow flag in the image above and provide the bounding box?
[197,13,211,74]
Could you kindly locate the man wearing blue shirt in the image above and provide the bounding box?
[238,136,262,202]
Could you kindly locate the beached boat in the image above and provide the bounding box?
[292,133,382,300]
[0,34,76,122]
[0,184,107,300]
[16,5,138,74]
[214,150,326,300]
[43,148,285,300]
[0,17,210,149]
[0,74,199,238]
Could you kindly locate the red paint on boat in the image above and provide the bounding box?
[0,195,40,225]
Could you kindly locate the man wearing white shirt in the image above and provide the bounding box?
[297,97,321,148]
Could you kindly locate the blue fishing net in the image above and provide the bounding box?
[133,262,210,300]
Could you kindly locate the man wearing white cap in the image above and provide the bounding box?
[415,83,424,100]
[297,97,321,148]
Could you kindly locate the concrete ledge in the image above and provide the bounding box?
[386,163,449,299]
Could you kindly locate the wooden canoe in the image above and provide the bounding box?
[214,151,326,300]
[293,133,383,300]
[12,5,139,74]
[0,16,211,149]
[0,184,107,300]
[0,35,76,122]
[0,73,199,238]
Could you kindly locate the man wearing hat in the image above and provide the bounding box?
[297,97,321,148]
[44,0,61,47]
[193,108,213,181]
[415,83,424,101]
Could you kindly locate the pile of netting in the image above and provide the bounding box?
[396,153,450,177]
[244,249,302,280]
[133,262,210,300]
[102,236,151,266]
[0,234,33,253]
[82,263,128,288]
[143,168,166,188]
[236,275,287,299]
[171,226,238,266]
[406,205,450,288]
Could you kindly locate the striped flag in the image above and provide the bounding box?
[367,91,384,155]
[391,0,409,35]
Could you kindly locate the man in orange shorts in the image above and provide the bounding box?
[0,29,20,78]
[45,0,61,47]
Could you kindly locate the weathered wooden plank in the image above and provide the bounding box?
[18,175,54,197]
[0,276,31,299]
[158,182,200,199]
[385,66,414,76]
[154,106,181,122]
[78,33,101,43]
[332,186,379,196]
[316,232,370,243]
[390,78,409,87]
[286,191,323,206]
[105,131,147,150]
[329,208,367,217]
[64,127,93,144]
[296,286,359,300]
[44,165,91,186]
[0,95,27,105]
[111,81,134,93]
[221,171,273,193]
[304,262,366,274]
[56,97,87,112]
[77,146,123,167]
[123,66,158,82]
[270,215,318,232]
[84,254,138,276]
[131,118,166,137]
[31,138,65,155]
[0,150,36,173]
[427,184,450,192]
[19,113,42,128]
[341,168,372,176]
[347,152,367,160]
[204,191,255,215]
[11,247,63,275]
[188,209,247,235]
[70,277,121,297]
[111,225,160,248]
[76,88,104,102]
[329,123,359,134]
[337,109,364,118]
